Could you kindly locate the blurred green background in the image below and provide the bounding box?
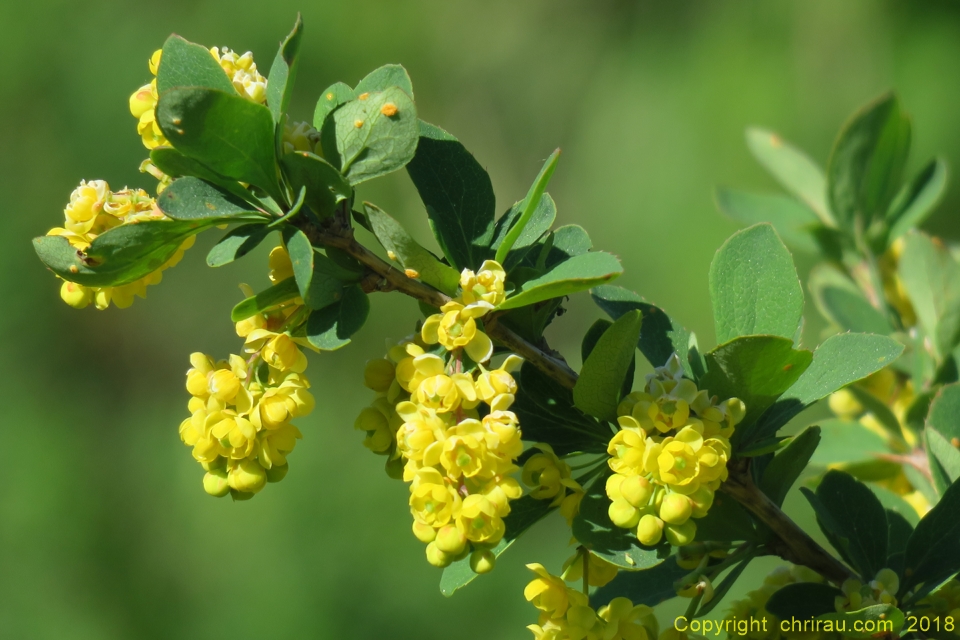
[4,1,960,637]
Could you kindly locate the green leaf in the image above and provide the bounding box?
[572,473,672,569]
[581,319,636,400]
[498,252,623,310]
[512,362,610,456]
[206,223,272,267]
[902,476,960,595]
[313,82,356,131]
[926,428,960,495]
[807,469,888,579]
[305,285,369,350]
[491,194,557,270]
[765,582,842,619]
[699,336,812,443]
[745,127,833,226]
[827,93,912,229]
[495,150,560,264]
[156,87,284,204]
[886,509,913,576]
[760,426,821,507]
[333,87,418,185]
[266,15,304,123]
[693,492,760,543]
[364,202,460,296]
[541,225,592,269]
[280,151,352,219]
[709,223,803,345]
[231,277,299,322]
[887,157,948,243]
[751,333,904,443]
[285,229,346,311]
[808,264,892,335]
[590,558,687,608]
[809,419,888,467]
[715,188,822,253]
[591,284,694,375]
[899,230,960,359]
[150,147,264,208]
[574,311,642,421]
[34,220,212,287]
[157,177,266,221]
[355,64,414,99]
[406,121,496,270]
[844,385,904,442]
[156,35,235,95]
[440,495,552,596]
[926,383,960,442]
[816,605,904,639]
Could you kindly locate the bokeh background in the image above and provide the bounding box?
[4,1,960,637]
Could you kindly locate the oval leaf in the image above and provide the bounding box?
[574,310,642,421]
[498,252,623,310]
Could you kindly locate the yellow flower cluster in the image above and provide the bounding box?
[129,46,268,150]
[524,559,659,640]
[47,179,194,310]
[835,569,899,611]
[723,564,824,640]
[605,354,744,547]
[356,261,525,571]
[828,367,928,515]
[521,444,585,526]
[179,244,313,499]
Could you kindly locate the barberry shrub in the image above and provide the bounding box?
[32,15,960,639]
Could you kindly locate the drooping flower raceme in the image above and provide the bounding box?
[355,261,525,573]
[605,354,744,548]
[46,180,194,310]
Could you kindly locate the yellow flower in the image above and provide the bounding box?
[525,564,577,619]
[421,301,494,362]
[257,424,302,469]
[440,419,488,479]
[459,259,507,312]
[598,597,658,640]
[250,371,314,429]
[561,552,619,588]
[476,354,522,404]
[268,245,295,284]
[410,468,462,528]
[282,119,322,155]
[523,446,570,502]
[210,46,268,103]
[457,494,505,544]
[607,424,647,475]
[227,457,267,494]
[244,329,308,373]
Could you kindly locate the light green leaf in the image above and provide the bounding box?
[491,193,557,270]
[847,385,904,441]
[364,203,459,295]
[266,15,304,123]
[745,127,832,226]
[809,419,888,467]
[699,336,812,443]
[157,177,266,221]
[926,428,960,495]
[495,149,560,264]
[749,333,904,444]
[285,229,346,311]
[313,82,356,131]
[827,93,911,229]
[808,264,892,335]
[406,121,496,270]
[440,495,552,596]
[715,187,822,253]
[305,285,369,350]
[709,223,803,345]
[34,220,213,287]
[280,151,351,219]
[498,252,622,310]
[206,223,272,267]
[574,310,642,421]
[572,472,672,570]
[231,277,299,322]
[156,35,235,95]
[898,230,960,359]
[887,157,948,243]
[760,425,821,507]
[333,87,418,185]
[355,64,414,99]
[156,87,284,204]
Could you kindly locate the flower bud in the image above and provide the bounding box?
[637,514,664,546]
[230,488,254,501]
[412,521,437,543]
[609,499,640,529]
[203,469,230,497]
[620,475,653,508]
[470,549,496,574]
[60,281,92,309]
[426,541,452,567]
[228,459,267,494]
[664,520,697,546]
[688,487,714,518]
[659,493,693,525]
[364,358,396,392]
[436,525,468,555]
